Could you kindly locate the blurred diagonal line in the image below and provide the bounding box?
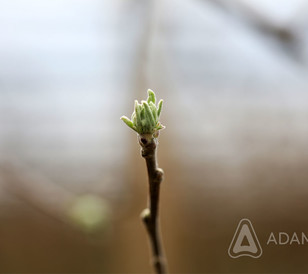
[0,160,74,224]
[207,0,306,64]
[0,159,112,235]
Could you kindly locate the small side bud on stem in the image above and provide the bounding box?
[141,208,151,225]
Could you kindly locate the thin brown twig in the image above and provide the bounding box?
[139,134,167,274]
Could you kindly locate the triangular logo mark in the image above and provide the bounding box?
[228,218,262,258]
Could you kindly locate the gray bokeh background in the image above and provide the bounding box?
[1,0,308,273]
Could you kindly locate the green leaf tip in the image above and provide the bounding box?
[147,89,156,104]
[157,99,163,118]
[143,101,155,127]
[120,89,165,135]
[120,116,137,132]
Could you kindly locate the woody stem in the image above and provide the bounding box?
[139,134,167,274]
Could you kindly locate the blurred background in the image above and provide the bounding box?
[1,0,308,273]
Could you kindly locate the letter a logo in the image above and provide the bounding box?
[228,218,262,258]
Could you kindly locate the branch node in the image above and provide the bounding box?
[155,168,164,183]
[140,208,151,225]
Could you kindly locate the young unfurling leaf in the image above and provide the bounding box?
[121,89,165,135]
[120,116,137,132]
[147,89,156,104]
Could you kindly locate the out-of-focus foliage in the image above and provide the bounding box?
[67,194,111,233]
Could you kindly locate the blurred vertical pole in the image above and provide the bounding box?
[123,0,169,272]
